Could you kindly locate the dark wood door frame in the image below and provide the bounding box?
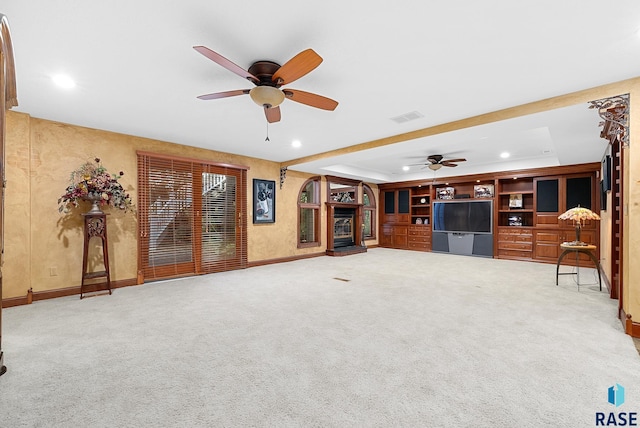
[0,13,19,378]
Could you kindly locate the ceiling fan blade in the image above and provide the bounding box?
[283,89,338,111]
[197,89,250,100]
[265,106,281,123]
[272,49,323,85]
[441,163,458,167]
[443,158,466,164]
[193,46,259,84]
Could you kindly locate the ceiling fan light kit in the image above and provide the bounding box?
[249,86,285,108]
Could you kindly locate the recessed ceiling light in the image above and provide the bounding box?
[500,152,510,159]
[52,74,76,89]
[402,166,410,171]
[291,140,301,148]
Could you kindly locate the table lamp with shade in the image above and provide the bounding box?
[558,205,601,246]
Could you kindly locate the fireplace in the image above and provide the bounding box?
[334,208,355,248]
[326,202,367,256]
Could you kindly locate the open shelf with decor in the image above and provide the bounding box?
[497,177,534,227]
[410,188,431,225]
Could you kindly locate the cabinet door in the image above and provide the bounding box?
[533,229,562,262]
[384,191,395,214]
[382,191,396,223]
[566,176,592,210]
[535,178,559,228]
[397,189,410,223]
[380,224,393,247]
[393,225,408,248]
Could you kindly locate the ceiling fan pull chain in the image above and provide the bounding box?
[265,122,270,142]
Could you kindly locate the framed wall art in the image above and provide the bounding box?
[253,179,276,224]
[436,187,455,200]
[474,184,494,198]
[509,193,523,209]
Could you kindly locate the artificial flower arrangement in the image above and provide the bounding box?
[58,158,134,213]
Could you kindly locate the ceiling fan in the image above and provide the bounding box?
[193,46,339,123]
[413,154,467,171]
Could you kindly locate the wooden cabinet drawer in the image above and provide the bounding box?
[514,234,532,242]
[498,242,532,251]
[498,249,533,259]
[408,242,430,251]
[535,231,561,244]
[409,225,431,236]
[499,227,527,235]
[408,235,429,243]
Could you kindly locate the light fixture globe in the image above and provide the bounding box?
[249,86,285,108]
[428,163,443,171]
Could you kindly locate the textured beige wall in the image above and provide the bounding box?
[3,112,379,299]
[624,79,640,321]
[4,112,30,298]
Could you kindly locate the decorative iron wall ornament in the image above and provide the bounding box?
[589,94,630,147]
[279,166,287,189]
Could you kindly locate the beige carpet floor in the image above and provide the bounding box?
[1,248,638,427]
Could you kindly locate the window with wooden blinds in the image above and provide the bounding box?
[137,152,247,281]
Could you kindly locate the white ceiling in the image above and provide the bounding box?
[3,1,639,183]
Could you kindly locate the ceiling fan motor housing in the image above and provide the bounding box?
[247,61,285,108]
[248,61,282,87]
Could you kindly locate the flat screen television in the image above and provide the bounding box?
[432,200,493,234]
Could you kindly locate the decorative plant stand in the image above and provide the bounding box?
[81,212,112,299]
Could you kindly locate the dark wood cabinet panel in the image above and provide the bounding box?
[379,189,411,249]
[393,225,409,248]
[536,179,559,212]
[534,228,598,266]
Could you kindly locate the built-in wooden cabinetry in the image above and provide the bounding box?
[379,163,601,265]
[530,174,598,265]
[380,188,410,249]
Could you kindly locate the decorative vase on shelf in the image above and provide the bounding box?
[84,194,104,214]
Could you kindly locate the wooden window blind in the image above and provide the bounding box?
[197,165,248,273]
[137,152,247,281]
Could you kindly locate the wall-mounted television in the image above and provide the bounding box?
[432,200,493,234]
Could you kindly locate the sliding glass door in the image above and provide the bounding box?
[137,153,247,281]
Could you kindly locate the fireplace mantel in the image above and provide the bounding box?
[325,202,367,256]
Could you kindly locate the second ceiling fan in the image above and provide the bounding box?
[194,46,339,123]
[414,154,467,171]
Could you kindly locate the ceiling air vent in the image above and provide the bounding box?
[391,111,424,124]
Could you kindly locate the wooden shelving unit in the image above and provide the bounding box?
[410,189,431,225]
[497,178,534,227]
